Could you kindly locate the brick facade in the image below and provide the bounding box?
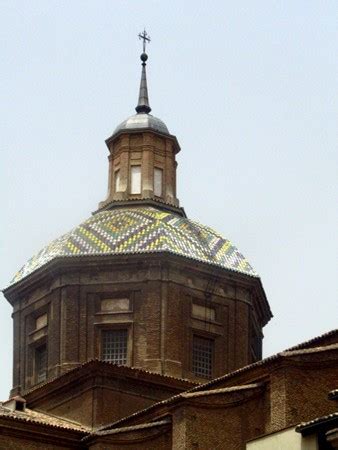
[5,252,269,396]
[100,130,180,212]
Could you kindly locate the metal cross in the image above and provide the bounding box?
[138,29,151,53]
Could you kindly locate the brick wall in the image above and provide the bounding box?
[9,255,267,394]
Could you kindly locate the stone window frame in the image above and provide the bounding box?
[26,334,48,387]
[95,322,133,366]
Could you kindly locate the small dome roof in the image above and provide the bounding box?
[113,113,169,136]
[9,207,258,287]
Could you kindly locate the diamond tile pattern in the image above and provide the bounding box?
[10,207,257,286]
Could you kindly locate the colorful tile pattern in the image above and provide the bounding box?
[9,207,258,286]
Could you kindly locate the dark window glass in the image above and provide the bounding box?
[35,345,47,383]
[102,330,127,365]
[192,335,214,378]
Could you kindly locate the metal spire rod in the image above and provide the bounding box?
[135,29,151,114]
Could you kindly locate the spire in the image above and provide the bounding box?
[136,30,151,114]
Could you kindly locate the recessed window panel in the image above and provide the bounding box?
[154,167,163,197]
[114,169,121,192]
[192,304,215,322]
[192,335,213,378]
[35,313,48,330]
[101,298,130,313]
[130,165,141,194]
[102,329,127,365]
[35,344,47,383]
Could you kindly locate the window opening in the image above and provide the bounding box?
[130,165,141,194]
[154,167,163,197]
[15,400,25,412]
[192,335,213,378]
[102,329,127,365]
[114,169,121,192]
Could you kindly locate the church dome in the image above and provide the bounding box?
[113,112,169,136]
[9,207,258,287]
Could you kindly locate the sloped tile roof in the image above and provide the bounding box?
[100,336,338,431]
[0,405,89,432]
[296,412,338,433]
[9,207,258,286]
[85,419,171,440]
[23,359,196,397]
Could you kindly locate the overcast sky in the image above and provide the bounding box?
[1,1,337,400]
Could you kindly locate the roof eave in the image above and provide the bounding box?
[105,128,181,153]
[296,414,338,436]
[3,251,264,304]
[93,198,187,217]
[100,340,338,431]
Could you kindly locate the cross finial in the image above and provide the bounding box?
[138,29,151,53]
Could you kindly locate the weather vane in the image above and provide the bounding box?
[138,29,151,54]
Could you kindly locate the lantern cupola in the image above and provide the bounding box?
[99,30,182,215]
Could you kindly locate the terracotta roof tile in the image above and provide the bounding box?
[296,412,338,433]
[84,419,171,440]
[286,329,338,352]
[100,331,338,431]
[185,343,338,397]
[0,405,89,433]
[23,359,196,397]
[181,383,263,399]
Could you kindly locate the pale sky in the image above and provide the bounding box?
[1,1,337,400]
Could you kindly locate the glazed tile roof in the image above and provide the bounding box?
[9,207,257,286]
